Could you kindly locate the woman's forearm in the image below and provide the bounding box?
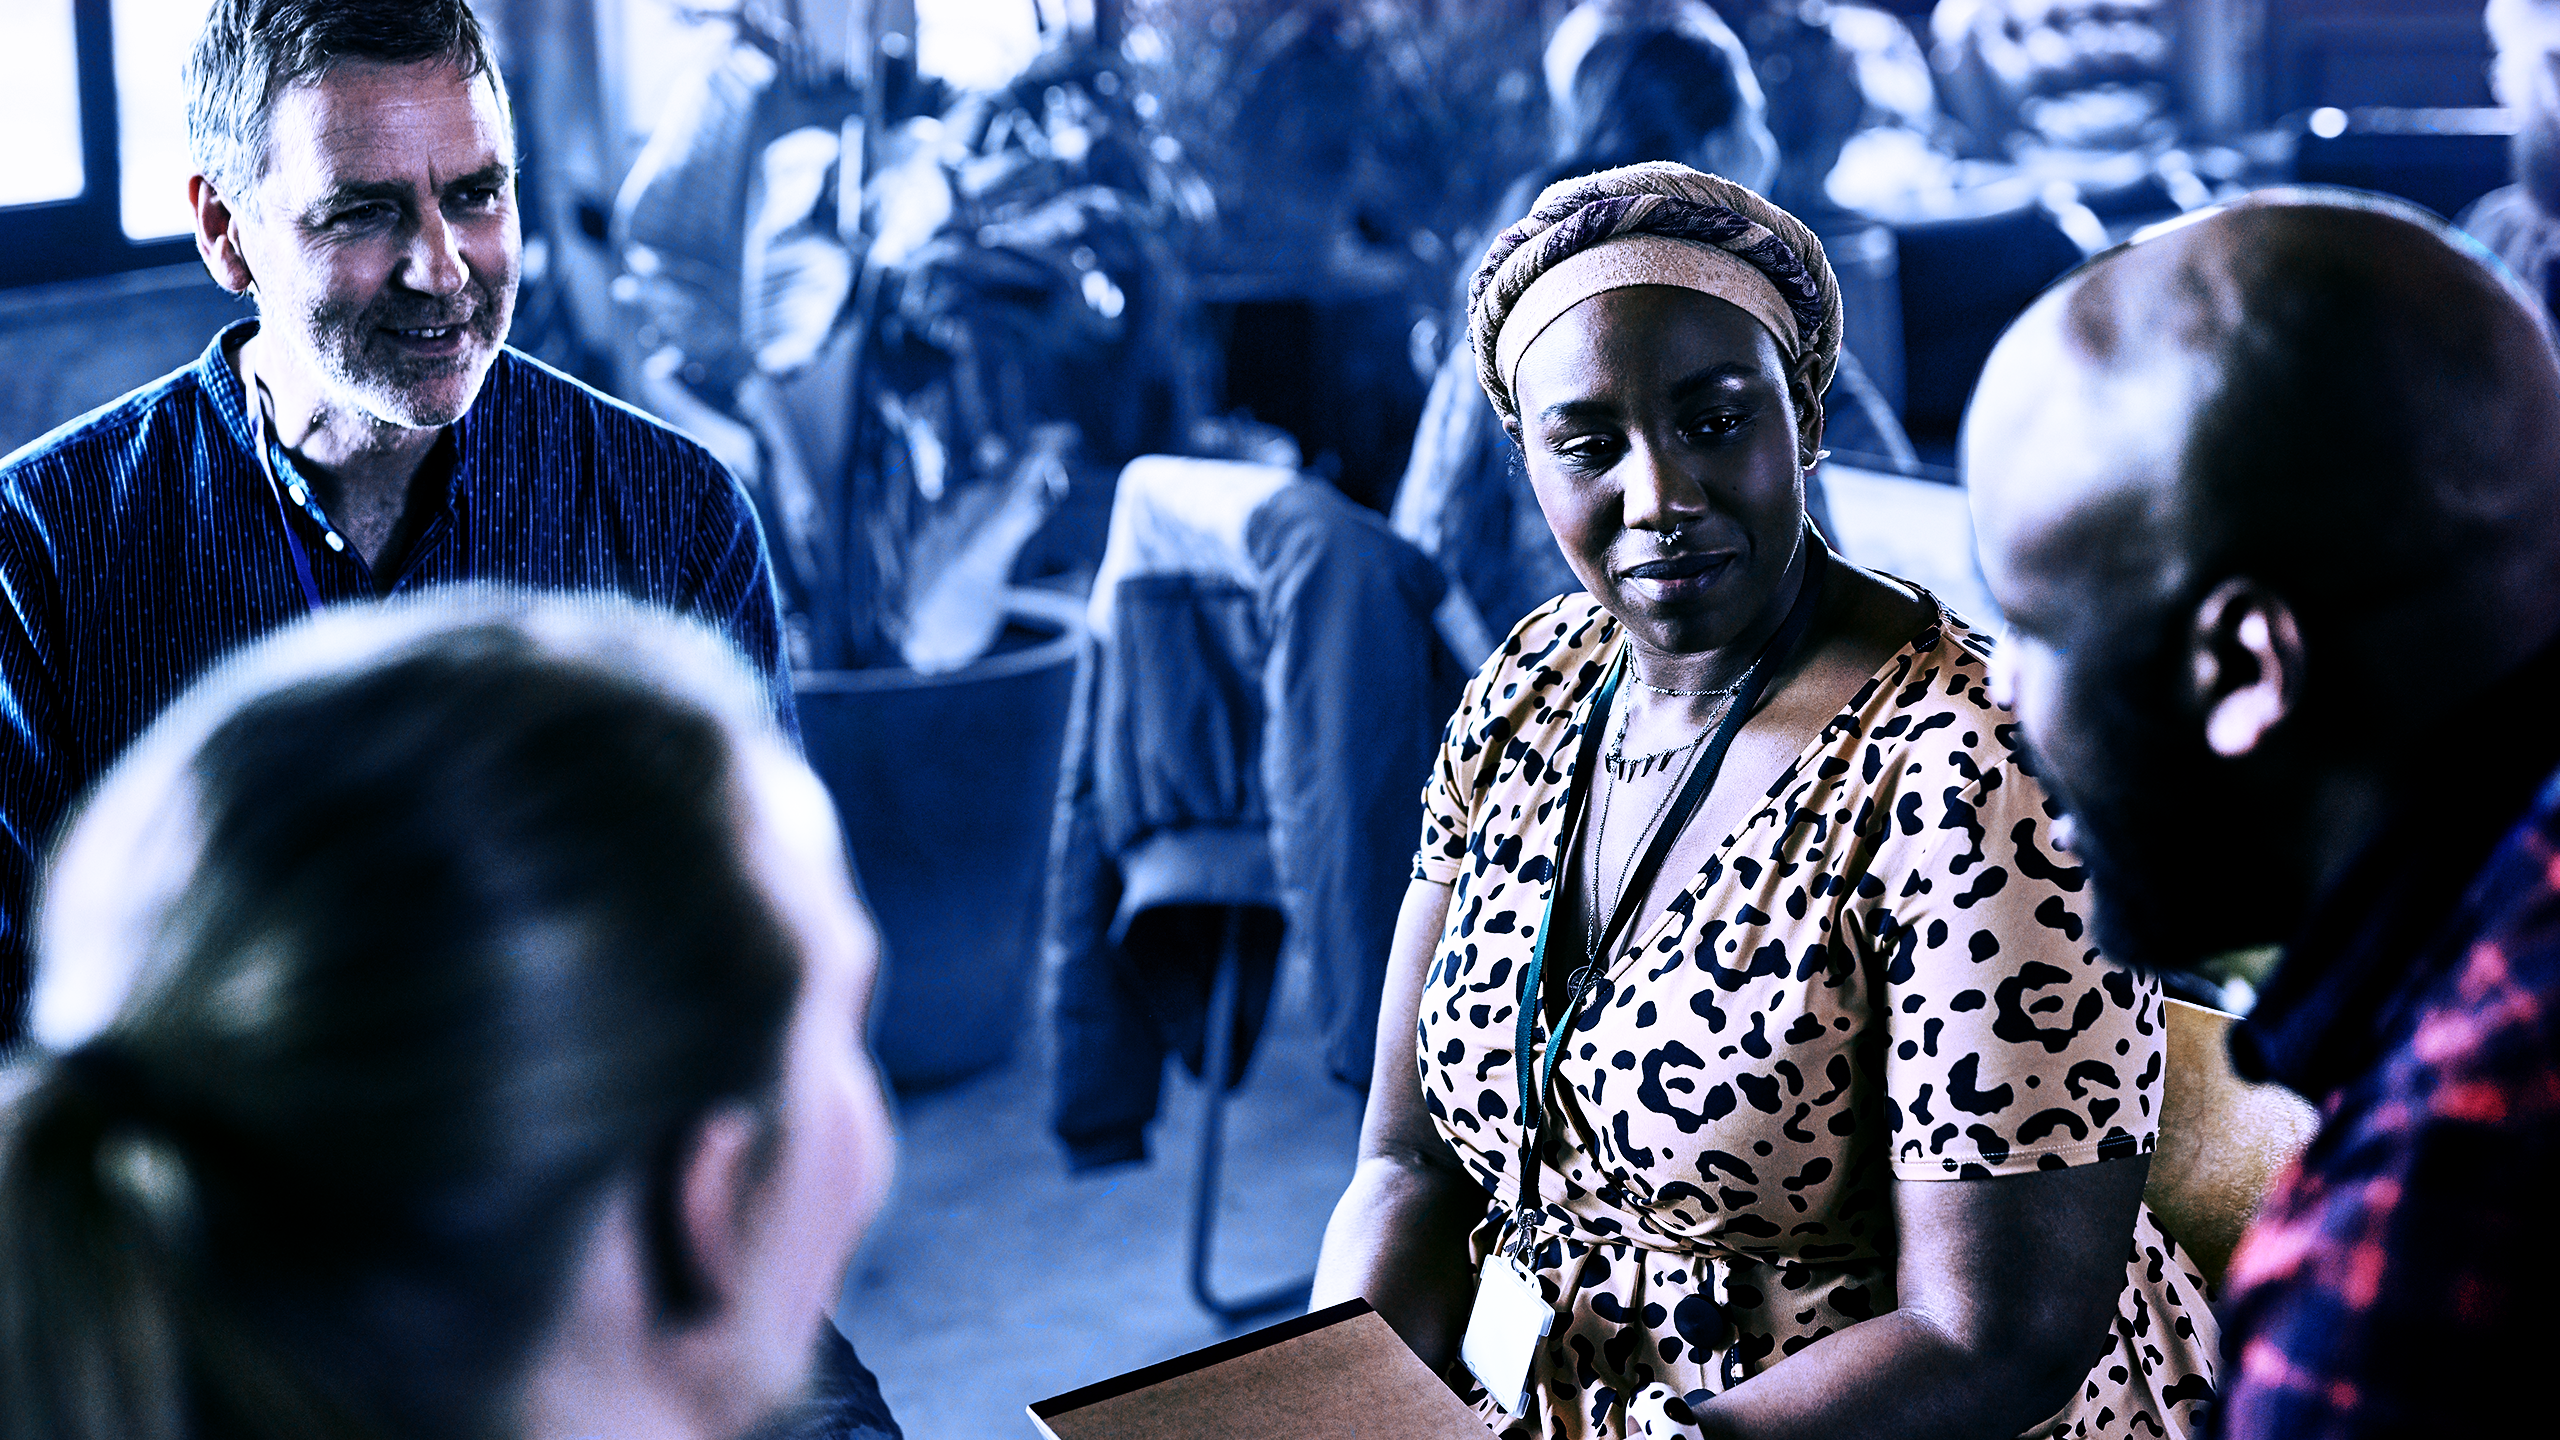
[1310,1152,1489,1374]
[1690,1307,2092,1440]
[1315,876,1482,1370]
[1698,1161,2147,1440]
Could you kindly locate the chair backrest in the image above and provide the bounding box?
[2144,998,2322,1290]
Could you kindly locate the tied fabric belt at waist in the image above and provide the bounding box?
[1488,1201,1751,1392]
[1494,1200,1758,1263]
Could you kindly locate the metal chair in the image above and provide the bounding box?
[1106,839,1310,1325]
[1092,568,1314,1327]
[1191,906,1315,1324]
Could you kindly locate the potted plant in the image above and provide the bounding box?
[612,3,1208,1088]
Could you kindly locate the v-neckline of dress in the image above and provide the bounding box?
[1546,589,1953,1019]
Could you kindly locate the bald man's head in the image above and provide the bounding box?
[1966,193,2560,971]
[1982,195,2560,673]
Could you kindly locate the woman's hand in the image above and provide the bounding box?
[1309,877,1490,1374]
[1693,1156,2151,1440]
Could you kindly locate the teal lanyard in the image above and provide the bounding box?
[1506,535,1830,1253]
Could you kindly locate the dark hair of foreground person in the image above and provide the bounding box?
[0,591,884,1440]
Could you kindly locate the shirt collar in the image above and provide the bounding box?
[2231,631,2560,1096]
[190,317,498,517]
[194,318,264,470]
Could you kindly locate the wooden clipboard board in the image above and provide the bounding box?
[1026,1299,1489,1438]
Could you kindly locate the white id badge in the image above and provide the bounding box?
[1460,1253,1554,1416]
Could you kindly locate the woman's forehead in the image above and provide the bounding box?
[1513,285,1785,417]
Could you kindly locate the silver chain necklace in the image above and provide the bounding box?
[1627,670,1748,699]
[1610,664,1744,776]
[1572,685,1735,998]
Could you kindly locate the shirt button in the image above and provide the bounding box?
[287,485,306,504]
[324,533,345,552]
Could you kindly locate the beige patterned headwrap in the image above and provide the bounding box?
[1467,162,1842,465]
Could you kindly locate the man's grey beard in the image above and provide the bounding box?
[291,276,514,429]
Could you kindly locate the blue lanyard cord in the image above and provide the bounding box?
[1511,654,1620,1131]
[1507,534,1832,1249]
[239,357,335,616]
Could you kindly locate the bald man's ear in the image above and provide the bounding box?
[2185,579,2303,759]
[190,174,255,296]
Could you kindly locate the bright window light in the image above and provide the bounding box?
[0,0,86,210]
[917,0,1050,94]
[115,0,216,240]
[613,0,742,146]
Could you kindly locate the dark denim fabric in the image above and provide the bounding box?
[1045,482,1464,1168]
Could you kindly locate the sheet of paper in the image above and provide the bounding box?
[1027,1299,1488,1439]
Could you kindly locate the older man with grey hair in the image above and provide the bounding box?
[1966,191,2560,1438]
[0,0,795,1050]
[0,4,906,1434]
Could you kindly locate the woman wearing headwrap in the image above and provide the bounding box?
[1394,10,1785,665]
[1311,163,2216,1439]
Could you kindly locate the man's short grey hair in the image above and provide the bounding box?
[184,0,509,202]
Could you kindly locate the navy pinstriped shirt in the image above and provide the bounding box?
[0,320,796,1041]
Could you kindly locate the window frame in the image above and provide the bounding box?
[1,0,198,291]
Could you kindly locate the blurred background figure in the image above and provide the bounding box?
[1543,1,1780,192]
[1931,0,2179,157]
[1736,0,1940,217]
[0,590,898,1440]
[1731,0,1938,443]
[2462,0,2560,329]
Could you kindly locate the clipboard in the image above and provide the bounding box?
[1025,1299,1489,1438]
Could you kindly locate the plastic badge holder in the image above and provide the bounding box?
[1460,1253,1555,1416]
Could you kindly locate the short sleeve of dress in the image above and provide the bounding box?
[1871,751,2164,1181]
[1413,646,1496,885]
[1413,595,1587,885]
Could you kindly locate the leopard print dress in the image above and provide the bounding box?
[1412,591,2217,1440]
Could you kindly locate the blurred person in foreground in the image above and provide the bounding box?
[0,0,795,1043]
[1318,161,2211,1440]
[1966,192,2560,1438]
[0,589,894,1440]
[2463,0,2560,328]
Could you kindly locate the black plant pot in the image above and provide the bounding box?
[796,588,1083,1091]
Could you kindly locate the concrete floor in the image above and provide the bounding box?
[836,956,1368,1438]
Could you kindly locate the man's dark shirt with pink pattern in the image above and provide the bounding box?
[2208,643,2560,1438]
